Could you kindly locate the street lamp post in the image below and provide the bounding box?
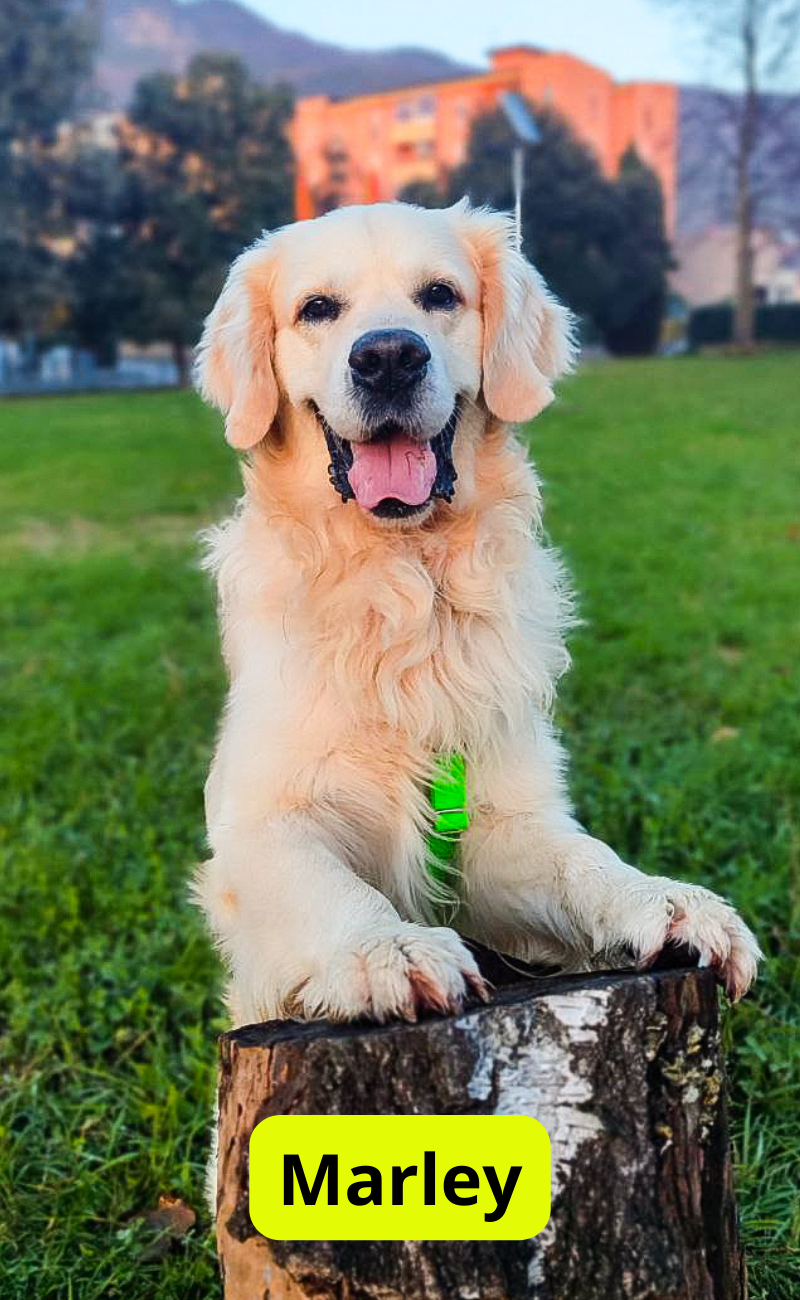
[511,144,524,250]
[499,92,541,252]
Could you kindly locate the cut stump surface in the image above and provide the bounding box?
[217,955,746,1300]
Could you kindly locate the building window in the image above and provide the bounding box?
[417,94,436,115]
[325,142,348,165]
[395,101,412,121]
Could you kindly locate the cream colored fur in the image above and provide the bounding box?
[193,200,759,1028]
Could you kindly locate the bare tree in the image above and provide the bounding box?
[659,0,800,347]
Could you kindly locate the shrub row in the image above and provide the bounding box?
[689,302,800,348]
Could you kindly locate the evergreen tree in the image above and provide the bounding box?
[0,0,95,337]
[599,148,673,356]
[0,0,94,148]
[442,104,672,355]
[113,55,294,383]
[64,145,132,366]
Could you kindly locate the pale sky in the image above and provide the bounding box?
[232,0,694,85]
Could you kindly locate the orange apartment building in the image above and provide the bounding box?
[292,45,678,234]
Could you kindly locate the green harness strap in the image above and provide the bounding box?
[427,752,469,895]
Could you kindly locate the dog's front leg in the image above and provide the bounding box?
[196,812,484,1025]
[460,725,760,999]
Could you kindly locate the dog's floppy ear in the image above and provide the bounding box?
[455,201,577,423]
[194,238,278,450]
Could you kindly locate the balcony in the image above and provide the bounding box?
[390,114,437,146]
[391,156,439,187]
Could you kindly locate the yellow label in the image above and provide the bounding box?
[249,1114,550,1241]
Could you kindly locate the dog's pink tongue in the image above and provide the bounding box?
[348,435,436,509]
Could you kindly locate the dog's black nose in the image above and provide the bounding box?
[349,329,431,394]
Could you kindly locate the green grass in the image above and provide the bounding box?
[1,357,798,1297]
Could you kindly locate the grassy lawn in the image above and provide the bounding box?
[1,355,798,1298]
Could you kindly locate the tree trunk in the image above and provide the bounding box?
[172,338,190,388]
[216,954,746,1300]
[734,0,758,350]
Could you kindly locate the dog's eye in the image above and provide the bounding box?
[418,282,459,312]
[298,295,342,324]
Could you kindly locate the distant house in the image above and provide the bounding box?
[0,339,179,396]
[55,111,122,154]
[671,226,800,308]
[291,45,679,234]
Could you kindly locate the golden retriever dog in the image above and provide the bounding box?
[193,200,759,1028]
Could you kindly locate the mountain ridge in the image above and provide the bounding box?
[98,0,476,107]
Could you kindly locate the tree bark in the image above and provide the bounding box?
[216,954,746,1300]
[172,338,190,388]
[734,0,758,350]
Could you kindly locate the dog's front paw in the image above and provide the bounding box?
[292,923,488,1023]
[616,880,761,1000]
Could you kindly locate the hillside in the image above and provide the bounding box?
[98,0,475,107]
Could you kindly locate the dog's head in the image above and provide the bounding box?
[196,200,575,524]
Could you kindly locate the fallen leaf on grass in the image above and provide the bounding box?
[717,644,744,665]
[711,726,740,743]
[137,1195,196,1261]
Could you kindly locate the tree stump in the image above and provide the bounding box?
[216,952,746,1300]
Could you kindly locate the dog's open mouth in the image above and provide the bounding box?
[314,404,459,519]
